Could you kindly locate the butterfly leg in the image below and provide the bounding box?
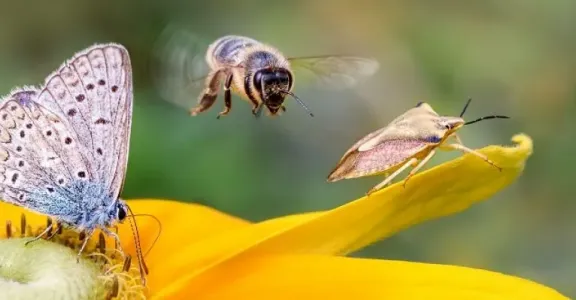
[101,227,126,255]
[44,224,60,240]
[446,143,502,171]
[217,73,234,119]
[76,230,95,262]
[190,69,225,116]
[102,226,148,284]
[402,150,436,188]
[366,158,417,196]
[24,223,54,246]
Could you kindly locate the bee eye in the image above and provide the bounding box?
[253,70,264,88]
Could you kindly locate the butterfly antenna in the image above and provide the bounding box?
[126,205,149,283]
[464,115,510,125]
[280,90,314,117]
[130,213,163,257]
[459,98,473,117]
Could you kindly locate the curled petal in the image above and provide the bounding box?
[152,134,533,286]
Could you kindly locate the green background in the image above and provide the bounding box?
[0,0,574,296]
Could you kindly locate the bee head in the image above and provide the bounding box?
[252,68,314,117]
[254,68,292,110]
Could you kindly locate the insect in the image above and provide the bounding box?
[326,99,510,195]
[0,43,147,282]
[154,30,380,118]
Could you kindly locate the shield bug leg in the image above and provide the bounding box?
[367,157,417,196]
[453,134,464,145]
[403,150,437,188]
[446,143,502,171]
[190,69,225,116]
[217,73,234,119]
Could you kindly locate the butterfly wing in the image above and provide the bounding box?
[0,93,79,207]
[288,55,379,89]
[0,44,132,215]
[32,43,133,199]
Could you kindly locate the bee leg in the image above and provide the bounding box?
[190,69,224,116]
[217,74,234,119]
[252,103,264,118]
[280,105,286,112]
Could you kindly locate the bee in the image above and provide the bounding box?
[154,30,379,118]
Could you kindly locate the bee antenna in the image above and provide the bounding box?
[460,98,472,117]
[464,115,510,125]
[281,91,314,117]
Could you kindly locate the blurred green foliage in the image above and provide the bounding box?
[0,0,574,296]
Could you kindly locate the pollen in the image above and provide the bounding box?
[1,214,146,300]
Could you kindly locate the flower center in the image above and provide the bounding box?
[0,213,146,300]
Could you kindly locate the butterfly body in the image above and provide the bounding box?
[0,42,141,258]
[0,43,149,282]
[21,179,125,230]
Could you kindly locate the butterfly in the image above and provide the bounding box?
[0,43,146,281]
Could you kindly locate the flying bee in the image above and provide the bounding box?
[154,30,379,118]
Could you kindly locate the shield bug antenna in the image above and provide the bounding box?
[327,100,510,195]
[460,98,509,125]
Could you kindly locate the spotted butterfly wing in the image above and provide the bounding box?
[0,43,132,230]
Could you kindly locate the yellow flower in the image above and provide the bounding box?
[0,134,568,299]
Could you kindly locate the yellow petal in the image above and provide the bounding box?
[152,134,532,287]
[155,254,567,300]
[244,134,534,256]
[0,199,251,271]
[117,199,250,268]
[0,202,47,237]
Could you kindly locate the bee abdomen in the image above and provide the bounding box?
[208,35,259,67]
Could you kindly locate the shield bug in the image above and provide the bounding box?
[326,99,509,195]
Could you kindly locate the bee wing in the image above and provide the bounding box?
[288,55,379,89]
[152,26,212,110]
